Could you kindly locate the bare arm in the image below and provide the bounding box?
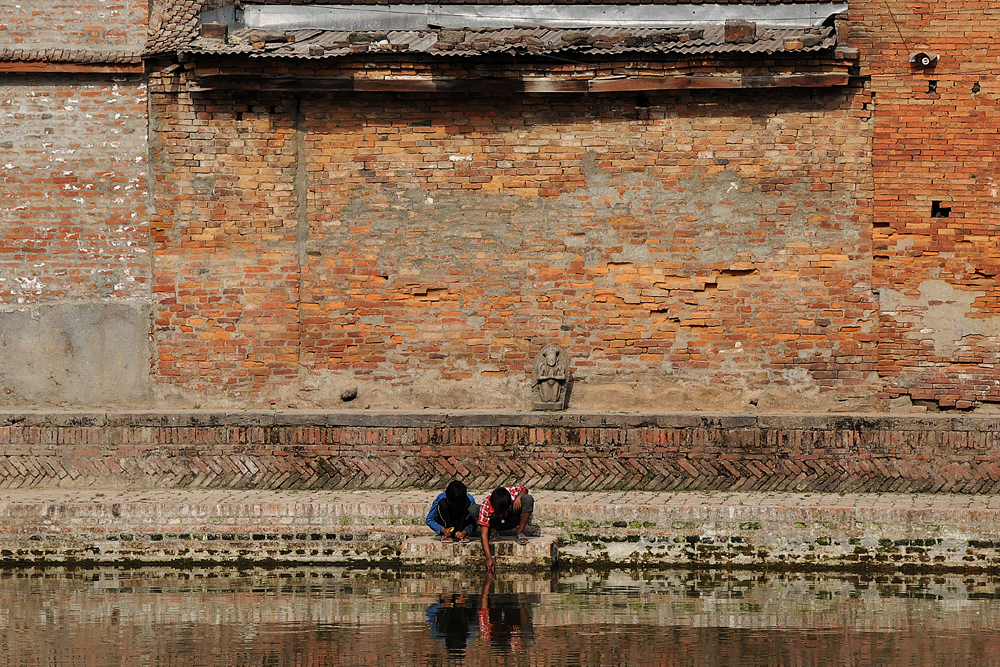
[481,527,494,571]
[512,487,528,512]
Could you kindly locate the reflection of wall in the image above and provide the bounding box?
[3,568,1000,666]
[149,79,874,411]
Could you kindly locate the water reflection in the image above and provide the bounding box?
[426,571,536,658]
[427,591,478,656]
[2,567,1000,665]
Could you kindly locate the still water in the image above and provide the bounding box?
[2,566,1000,666]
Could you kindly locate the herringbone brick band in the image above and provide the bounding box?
[1,412,999,493]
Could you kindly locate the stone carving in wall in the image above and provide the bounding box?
[532,344,571,411]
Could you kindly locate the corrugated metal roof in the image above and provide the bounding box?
[181,24,835,58]
[147,0,843,57]
[243,0,836,5]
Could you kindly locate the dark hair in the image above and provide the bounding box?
[490,487,512,514]
[445,480,469,508]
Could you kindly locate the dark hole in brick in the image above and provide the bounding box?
[295,533,308,541]
[220,533,234,541]
[311,533,323,540]
[178,534,190,540]
[253,534,266,541]
[973,82,981,93]
[931,201,951,218]
[635,94,650,108]
[151,534,163,541]
[281,534,294,540]
[927,80,937,94]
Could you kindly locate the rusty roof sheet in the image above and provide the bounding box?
[242,0,834,4]
[146,0,841,57]
[180,24,835,59]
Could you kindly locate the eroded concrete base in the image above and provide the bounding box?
[0,302,152,407]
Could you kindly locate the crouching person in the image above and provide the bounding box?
[478,485,534,571]
[426,480,478,543]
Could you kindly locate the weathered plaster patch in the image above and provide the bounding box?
[880,280,1000,358]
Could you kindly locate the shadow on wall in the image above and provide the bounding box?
[0,302,153,407]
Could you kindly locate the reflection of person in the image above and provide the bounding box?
[478,571,533,652]
[478,485,534,571]
[534,345,567,404]
[426,593,477,657]
[426,480,477,543]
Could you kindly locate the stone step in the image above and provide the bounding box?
[2,489,1000,570]
[400,535,557,569]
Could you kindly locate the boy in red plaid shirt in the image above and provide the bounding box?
[478,485,534,571]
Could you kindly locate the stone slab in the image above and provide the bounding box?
[400,536,557,570]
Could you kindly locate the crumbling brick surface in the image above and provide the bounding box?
[148,66,874,406]
[849,0,1000,409]
[0,0,148,54]
[0,75,151,304]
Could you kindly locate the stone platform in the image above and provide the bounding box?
[3,488,1000,571]
[400,536,558,569]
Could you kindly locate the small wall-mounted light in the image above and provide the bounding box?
[909,52,940,67]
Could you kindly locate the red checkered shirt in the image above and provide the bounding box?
[477,486,525,527]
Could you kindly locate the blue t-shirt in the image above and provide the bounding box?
[425,491,477,535]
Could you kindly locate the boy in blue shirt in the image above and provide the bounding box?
[426,480,478,543]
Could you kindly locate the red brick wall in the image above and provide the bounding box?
[0,75,150,304]
[0,0,148,51]
[149,67,874,409]
[851,0,1000,409]
[148,91,301,393]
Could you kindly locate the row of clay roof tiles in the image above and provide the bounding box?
[0,48,142,64]
[181,25,833,58]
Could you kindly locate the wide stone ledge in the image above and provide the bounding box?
[2,490,1000,571]
[1,410,1000,431]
